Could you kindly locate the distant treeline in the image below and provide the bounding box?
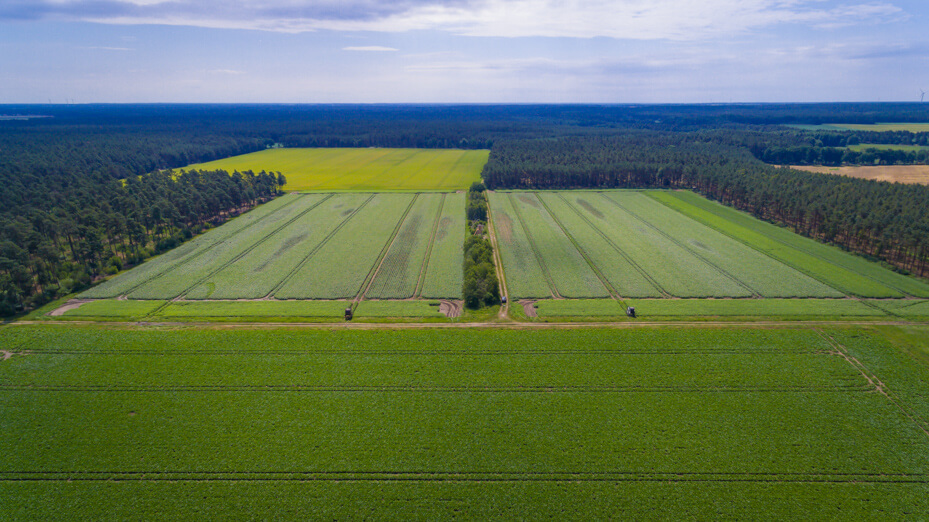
[483,135,929,278]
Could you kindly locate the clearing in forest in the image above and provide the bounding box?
[183,148,489,191]
[792,165,929,185]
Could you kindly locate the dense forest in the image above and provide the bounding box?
[2,103,929,315]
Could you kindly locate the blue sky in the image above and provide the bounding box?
[0,0,926,103]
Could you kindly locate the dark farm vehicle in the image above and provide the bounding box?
[344,307,353,321]
[626,306,636,318]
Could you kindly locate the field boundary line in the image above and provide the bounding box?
[171,194,336,301]
[3,470,925,484]
[486,202,510,318]
[356,194,420,305]
[414,193,447,298]
[647,193,878,297]
[111,194,308,299]
[266,194,376,299]
[536,193,620,300]
[507,193,559,298]
[815,328,929,438]
[556,192,668,298]
[602,193,760,298]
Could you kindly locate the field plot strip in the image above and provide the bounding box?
[274,194,417,299]
[355,194,421,302]
[125,194,331,300]
[420,193,466,299]
[413,194,447,297]
[611,194,845,298]
[562,193,743,297]
[509,193,608,298]
[544,192,664,298]
[602,192,760,297]
[534,194,621,299]
[650,191,929,298]
[366,194,444,299]
[487,192,553,299]
[79,194,305,299]
[188,193,372,299]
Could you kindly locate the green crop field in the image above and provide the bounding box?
[490,190,929,302]
[848,143,929,152]
[533,298,888,318]
[2,323,929,519]
[183,148,488,191]
[78,192,464,304]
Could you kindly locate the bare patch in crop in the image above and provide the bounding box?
[434,216,452,242]
[254,232,309,272]
[49,299,93,316]
[518,195,539,208]
[496,212,513,242]
[439,299,462,318]
[520,299,538,317]
[577,199,604,219]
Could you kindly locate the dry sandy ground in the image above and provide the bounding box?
[792,165,929,185]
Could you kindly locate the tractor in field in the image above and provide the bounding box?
[626,306,636,318]
[344,307,353,321]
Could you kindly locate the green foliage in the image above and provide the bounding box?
[462,233,499,309]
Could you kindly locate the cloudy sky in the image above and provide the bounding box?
[0,0,927,103]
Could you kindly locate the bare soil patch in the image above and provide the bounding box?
[520,300,538,317]
[49,299,93,317]
[439,300,462,318]
[792,165,929,185]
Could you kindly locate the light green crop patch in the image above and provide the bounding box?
[184,148,489,191]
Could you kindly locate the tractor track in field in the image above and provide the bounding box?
[485,203,510,319]
[601,193,761,298]
[356,194,420,306]
[413,194,447,298]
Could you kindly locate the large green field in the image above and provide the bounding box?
[2,323,928,519]
[490,190,929,302]
[80,192,465,302]
[184,148,488,191]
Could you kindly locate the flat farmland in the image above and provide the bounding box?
[184,148,488,191]
[2,324,928,519]
[793,165,929,185]
[788,123,929,132]
[79,192,466,302]
[490,190,929,301]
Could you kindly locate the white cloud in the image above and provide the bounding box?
[7,0,906,40]
[343,46,398,51]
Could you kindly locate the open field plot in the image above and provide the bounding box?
[79,192,464,303]
[490,190,891,300]
[2,324,929,518]
[650,191,929,298]
[184,148,488,191]
[419,193,466,298]
[793,165,929,185]
[787,123,929,132]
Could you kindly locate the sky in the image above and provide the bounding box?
[0,0,927,103]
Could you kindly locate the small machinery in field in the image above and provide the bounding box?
[626,306,636,318]
[344,307,353,321]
